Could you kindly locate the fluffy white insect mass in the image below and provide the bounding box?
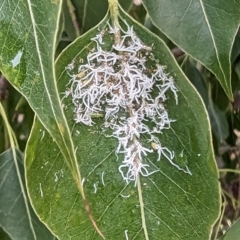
[65,21,191,185]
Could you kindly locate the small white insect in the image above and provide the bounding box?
[39,183,43,197]
[120,194,130,198]
[125,230,129,240]
[81,178,86,186]
[179,149,184,157]
[40,130,45,140]
[74,147,78,154]
[101,172,106,186]
[93,181,99,193]
[54,172,59,182]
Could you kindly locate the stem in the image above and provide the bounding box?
[81,0,87,35]
[234,160,240,220]
[219,169,240,174]
[108,0,121,44]
[67,0,80,37]
[212,192,226,240]
[66,0,80,37]
[108,0,119,29]
[221,189,240,206]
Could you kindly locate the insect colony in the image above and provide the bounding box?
[64,20,191,185]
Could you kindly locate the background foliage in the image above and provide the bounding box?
[0,0,240,239]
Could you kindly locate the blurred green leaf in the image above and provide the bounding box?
[26,6,220,239]
[142,0,240,100]
[0,149,55,240]
[0,228,11,240]
[144,15,169,44]
[62,0,80,41]
[118,0,133,12]
[182,58,208,104]
[232,62,240,112]
[208,99,229,143]
[4,86,34,151]
[129,2,147,24]
[218,217,240,240]
[231,34,240,65]
[182,58,229,142]
[64,0,132,36]
[13,101,34,151]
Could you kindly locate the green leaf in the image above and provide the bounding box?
[0,0,84,205]
[217,217,240,240]
[142,0,240,100]
[182,58,229,142]
[0,149,55,240]
[25,5,220,239]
